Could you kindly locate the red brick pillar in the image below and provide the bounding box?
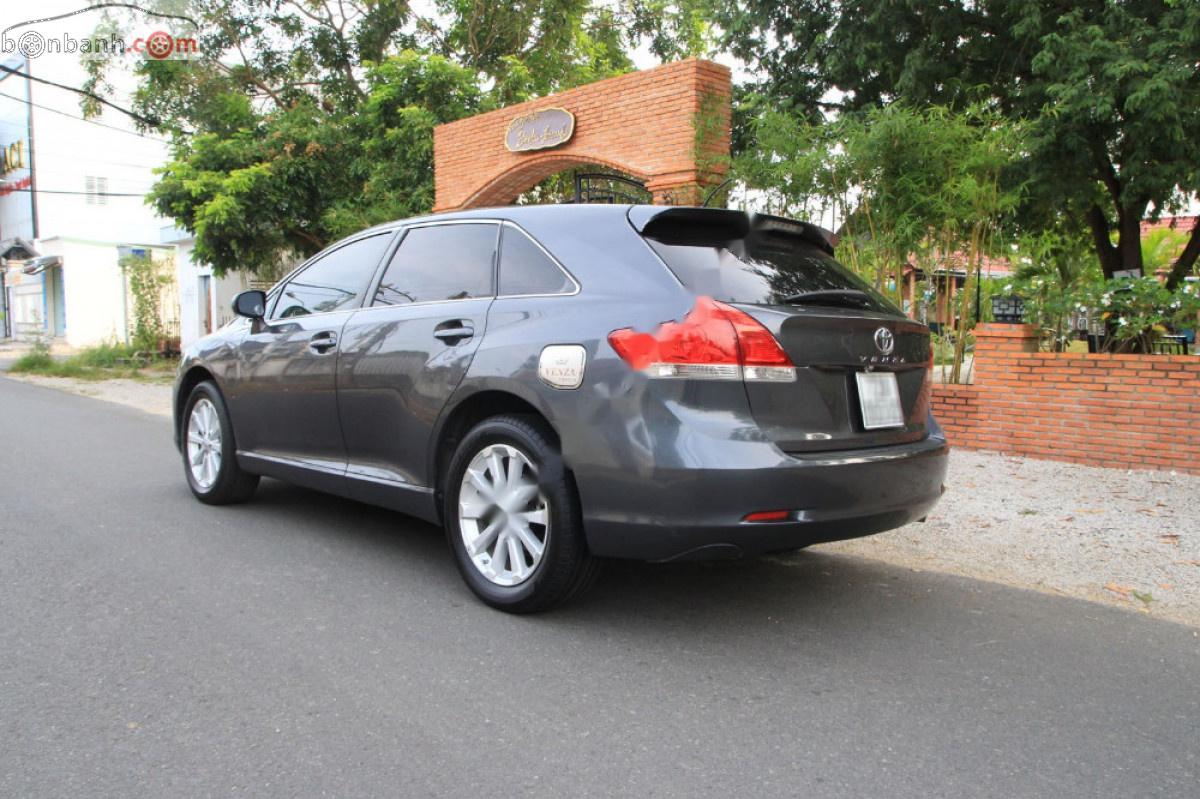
[647,180,708,206]
[972,323,1038,385]
[432,59,732,212]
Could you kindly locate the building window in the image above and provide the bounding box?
[85,175,108,205]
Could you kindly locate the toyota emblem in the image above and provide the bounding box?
[874,327,895,355]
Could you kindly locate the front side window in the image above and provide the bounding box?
[275,233,393,319]
[374,223,498,306]
[498,225,575,296]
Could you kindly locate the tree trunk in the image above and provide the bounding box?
[1085,204,1147,280]
[1166,223,1200,289]
[1085,206,1121,279]
[1116,206,1145,275]
[1085,142,1147,280]
[949,226,981,384]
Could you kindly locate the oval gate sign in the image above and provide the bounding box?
[505,107,575,152]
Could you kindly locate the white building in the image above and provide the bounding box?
[0,52,171,346]
[163,226,255,347]
[0,53,243,349]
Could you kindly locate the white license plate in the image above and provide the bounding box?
[855,371,905,430]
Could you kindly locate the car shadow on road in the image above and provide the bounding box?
[232,477,1142,647]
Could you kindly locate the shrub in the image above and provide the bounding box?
[71,340,141,368]
[119,252,171,352]
[1076,278,1200,351]
[10,350,54,373]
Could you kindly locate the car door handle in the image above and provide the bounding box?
[433,320,474,343]
[308,331,338,354]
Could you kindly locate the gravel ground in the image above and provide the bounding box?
[7,373,1198,625]
[2,374,172,417]
[819,448,1200,626]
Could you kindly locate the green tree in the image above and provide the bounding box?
[712,0,1200,286]
[624,0,712,61]
[1011,225,1100,351]
[86,0,656,275]
[417,0,635,103]
[147,53,484,276]
[737,103,1024,381]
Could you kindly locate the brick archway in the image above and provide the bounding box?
[462,153,649,209]
[433,59,731,212]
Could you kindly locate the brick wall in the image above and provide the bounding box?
[432,59,731,212]
[931,324,1200,474]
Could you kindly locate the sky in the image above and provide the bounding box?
[0,0,147,117]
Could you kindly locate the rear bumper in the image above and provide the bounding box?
[579,435,948,561]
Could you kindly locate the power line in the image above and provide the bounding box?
[0,89,172,144]
[0,61,166,130]
[1,187,149,197]
[0,3,200,37]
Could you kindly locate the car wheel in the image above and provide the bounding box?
[182,381,260,505]
[444,414,600,613]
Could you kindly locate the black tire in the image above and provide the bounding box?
[444,414,601,613]
[181,380,260,505]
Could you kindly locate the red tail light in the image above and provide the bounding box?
[608,297,795,382]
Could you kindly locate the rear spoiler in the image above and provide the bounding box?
[628,206,837,255]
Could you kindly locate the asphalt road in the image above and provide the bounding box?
[1,376,1197,798]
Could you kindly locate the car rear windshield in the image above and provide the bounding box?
[644,231,898,314]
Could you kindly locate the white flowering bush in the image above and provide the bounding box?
[1011,272,1082,351]
[1075,278,1200,351]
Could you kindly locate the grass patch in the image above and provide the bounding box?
[71,340,144,368]
[11,350,55,372]
[9,341,177,381]
[1064,339,1089,354]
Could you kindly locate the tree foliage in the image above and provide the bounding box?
[713,0,1200,286]
[147,52,484,276]
[1009,225,1101,351]
[737,104,1023,293]
[737,103,1025,381]
[89,0,672,275]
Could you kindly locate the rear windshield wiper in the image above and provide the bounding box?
[777,289,873,308]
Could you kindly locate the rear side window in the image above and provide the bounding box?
[274,232,392,318]
[645,232,896,314]
[498,225,575,296]
[374,223,498,306]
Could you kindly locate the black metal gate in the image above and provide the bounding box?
[572,172,651,204]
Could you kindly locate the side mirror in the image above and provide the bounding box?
[233,290,267,320]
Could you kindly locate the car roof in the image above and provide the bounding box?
[355,205,837,254]
[356,202,653,236]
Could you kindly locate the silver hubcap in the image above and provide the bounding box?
[186,398,222,490]
[458,443,550,587]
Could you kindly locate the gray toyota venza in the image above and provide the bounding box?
[174,204,948,612]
